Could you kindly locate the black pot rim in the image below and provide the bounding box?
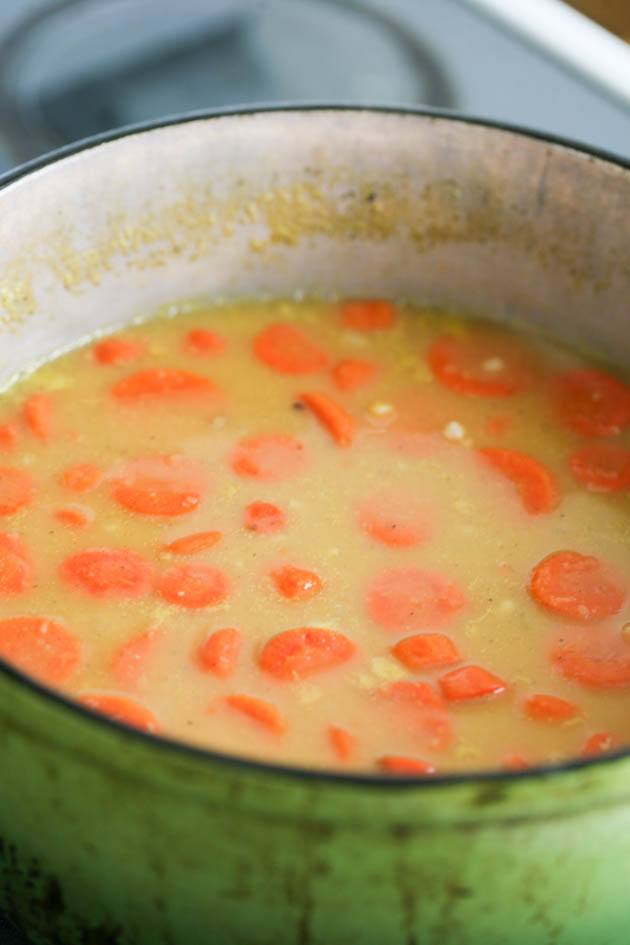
[1,102,629,792]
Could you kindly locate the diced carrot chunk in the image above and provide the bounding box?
[358,494,431,548]
[113,455,207,517]
[93,337,145,365]
[570,443,630,493]
[0,467,33,516]
[479,448,559,514]
[391,633,461,671]
[23,394,53,442]
[112,369,218,401]
[530,551,624,623]
[439,665,507,702]
[340,300,396,332]
[253,323,328,375]
[551,638,630,689]
[300,391,355,447]
[184,329,227,357]
[244,501,286,534]
[231,434,307,481]
[162,531,222,555]
[61,463,103,493]
[0,533,32,596]
[367,568,467,632]
[0,423,18,452]
[379,680,444,710]
[60,547,153,599]
[378,680,453,751]
[157,564,230,609]
[79,692,160,734]
[0,616,80,685]
[427,333,534,397]
[582,732,615,757]
[197,628,241,677]
[328,725,356,762]
[332,358,378,391]
[271,565,323,601]
[259,627,355,680]
[112,628,162,688]
[225,694,286,734]
[54,505,93,528]
[523,693,579,723]
[553,368,630,437]
[377,756,435,775]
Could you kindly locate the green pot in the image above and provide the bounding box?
[0,107,629,945]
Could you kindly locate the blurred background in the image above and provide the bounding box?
[0,0,628,174]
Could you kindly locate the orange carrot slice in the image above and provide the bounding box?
[157,564,230,609]
[0,467,34,516]
[54,505,93,528]
[328,725,356,762]
[379,679,445,710]
[61,463,103,493]
[23,393,53,442]
[60,547,153,599]
[479,447,559,514]
[244,501,286,534]
[271,565,323,601]
[225,694,286,734]
[569,443,630,493]
[79,692,160,734]
[259,627,355,680]
[530,551,624,623]
[112,368,218,401]
[553,368,630,437]
[253,323,328,375]
[367,568,467,632]
[439,665,507,702]
[0,533,32,596]
[93,337,145,365]
[197,628,241,678]
[378,680,453,751]
[391,633,461,671]
[427,333,533,397]
[162,531,222,555]
[552,638,630,689]
[113,455,207,517]
[332,358,377,391]
[0,423,18,451]
[300,391,355,447]
[111,628,162,688]
[377,756,435,775]
[340,300,396,331]
[523,693,579,723]
[185,328,227,357]
[582,732,615,757]
[231,434,307,481]
[0,616,80,684]
[358,494,431,548]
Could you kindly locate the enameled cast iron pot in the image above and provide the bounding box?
[0,107,630,945]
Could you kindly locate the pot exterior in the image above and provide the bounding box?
[0,108,629,945]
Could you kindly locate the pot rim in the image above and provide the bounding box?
[2,102,629,790]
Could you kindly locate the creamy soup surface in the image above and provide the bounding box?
[1,298,630,775]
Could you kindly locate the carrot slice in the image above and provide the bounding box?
[162,530,222,555]
[379,679,444,710]
[340,300,396,331]
[253,323,328,375]
[79,692,160,734]
[55,505,93,528]
[93,337,145,365]
[0,423,18,452]
[61,463,103,493]
[479,447,559,514]
[428,333,533,397]
[225,694,286,734]
[503,754,529,771]
[231,434,307,481]
[185,329,227,357]
[0,533,32,595]
[332,358,377,392]
[23,393,53,442]
[582,732,615,757]
[439,665,507,702]
[378,756,435,775]
[553,368,630,437]
[391,633,461,671]
[197,628,241,677]
[112,368,218,401]
[367,568,467,632]
[259,627,355,680]
[111,628,162,689]
[523,693,579,723]
[0,467,34,516]
[271,565,323,601]
[551,638,630,689]
[530,551,624,623]
[300,391,355,447]
[113,455,207,517]
[60,547,153,599]
[378,680,453,751]
[244,501,286,534]
[0,616,80,684]
[328,725,356,762]
[569,443,630,493]
[157,564,230,609]
[358,494,431,548]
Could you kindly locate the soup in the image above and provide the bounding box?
[1,297,630,775]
